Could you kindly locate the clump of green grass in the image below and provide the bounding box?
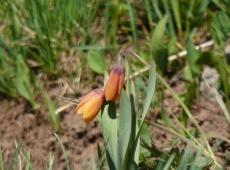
[0,0,229,109]
[0,135,73,170]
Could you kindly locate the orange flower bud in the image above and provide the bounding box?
[76,89,104,124]
[104,64,125,101]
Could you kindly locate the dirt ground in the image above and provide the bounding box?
[0,96,103,169]
[0,79,230,169]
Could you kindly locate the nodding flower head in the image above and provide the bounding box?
[104,64,125,101]
[76,89,104,124]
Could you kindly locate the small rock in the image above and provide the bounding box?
[200,66,219,99]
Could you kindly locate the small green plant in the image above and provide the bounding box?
[99,63,156,170]
[75,56,223,169]
[98,62,223,169]
[0,135,72,170]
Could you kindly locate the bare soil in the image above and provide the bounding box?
[0,96,103,170]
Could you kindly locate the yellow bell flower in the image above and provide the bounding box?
[76,89,104,123]
[104,64,125,101]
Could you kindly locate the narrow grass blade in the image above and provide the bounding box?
[150,16,168,57]
[54,133,70,170]
[96,142,107,169]
[140,64,156,126]
[0,148,4,170]
[146,121,212,163]
[171,0,181,31]
[142,0,153,25]
[7,143,21,170]
[22,152,33,170]
[186,38,201,76]
[162,0,176,37]
[152,0,163,19]
[126,0,137,42]
[162,152,176,170]
[177,145,193,170]
[48,153,54,170]
[45,93,61,133]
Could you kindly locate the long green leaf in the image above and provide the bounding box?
[130,82,140,165]
[118,90,132,168]
[171,0,181,31]
[16,56,38,108]
[150,16,168,57]
[186,38,201,76]
[101,104,118,170]
[134,64,156,161]
[140,64,156,126]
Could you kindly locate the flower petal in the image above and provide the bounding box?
[76,90,97,114]
[82,94,104,123]
[104,70,119,101]
[115,72,125,100]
